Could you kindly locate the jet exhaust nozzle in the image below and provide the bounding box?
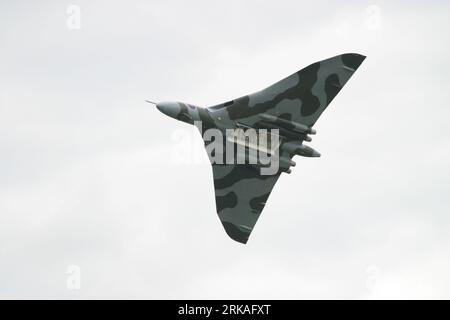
[283,141,321,158]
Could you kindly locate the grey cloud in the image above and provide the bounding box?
[1,0,450,299]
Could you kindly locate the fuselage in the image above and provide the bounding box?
[156,101,232,132]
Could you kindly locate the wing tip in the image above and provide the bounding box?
[222,221,250,244]
[341,53,366,71]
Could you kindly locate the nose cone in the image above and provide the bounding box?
[156,101,181,119]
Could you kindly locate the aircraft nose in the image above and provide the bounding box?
[156,101,181,119]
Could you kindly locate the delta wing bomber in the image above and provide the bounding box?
[151,53,366,244]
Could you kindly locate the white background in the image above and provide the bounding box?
[1,0,449,299]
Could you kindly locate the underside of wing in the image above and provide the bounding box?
[208,53,365,128]
[203,53,365,243]
[212,164,280,244]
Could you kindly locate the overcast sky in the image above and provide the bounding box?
[1,0,450,299]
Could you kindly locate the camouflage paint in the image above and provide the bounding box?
[155,53,366,244]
